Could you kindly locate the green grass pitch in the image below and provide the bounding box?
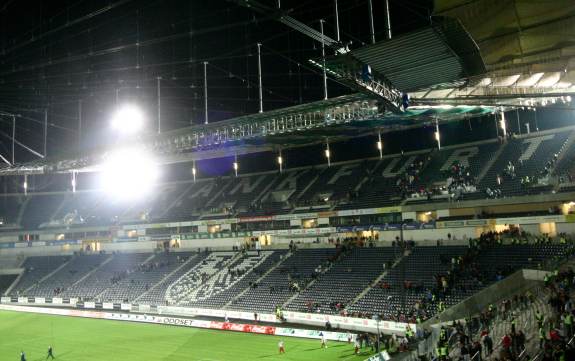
[0,310,374,361]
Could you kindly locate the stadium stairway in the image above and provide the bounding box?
[280,256,336,309]
[471,287,550,361]
[0,274,18,296]
[134,252,205,305]
[477,142,507,183]
[61,254,114,297]
[16,196,30,227]
[204,180,233,210]
[284,247,399,313]
[165,251,241,305]
[2,256,27,296]
[3,273,22,296]
[185,251,282,308]
[10,256,71,295]
[94,253,156,301]
[21,257,71,295]
[250,173,278,206]
[223,251,294,309]
[347,250,408,307]
[292,172,321,208]
[551,130,575,173]
[227,248,339,313]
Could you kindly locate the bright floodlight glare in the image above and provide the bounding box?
[100,148,160,200]
[111,105,144,134]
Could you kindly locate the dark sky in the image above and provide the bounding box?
[0,0,435,163]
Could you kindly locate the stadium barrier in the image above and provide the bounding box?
[0,297,414,335]
[0,304,352,342]
[152,305,412,334]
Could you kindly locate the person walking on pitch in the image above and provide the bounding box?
[46,346,55,360]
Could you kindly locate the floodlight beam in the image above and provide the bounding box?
[111,105,145,135]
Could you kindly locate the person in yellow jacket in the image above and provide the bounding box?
[564,312,573,338]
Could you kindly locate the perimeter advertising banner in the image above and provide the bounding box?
[0,304,350,341]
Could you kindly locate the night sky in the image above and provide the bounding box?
[0,0,571,192]
[0,0,434,162]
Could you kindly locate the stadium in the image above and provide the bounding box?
[0,0,575,360]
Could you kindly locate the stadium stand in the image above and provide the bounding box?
[0,275,17,295]
[178,250,287,308]
[4,237,569,325]
[284,246,398,313]
[11,256,71,295]
[136,252,206,305]
[229,248,340,312]
[98,251,197,302]
[348,245,471,320]
[165,251,236,305]
[25,253,110,297]
[61,253,151,298]
[0,195,26,228]
[480,131,571,197]
[335,158,407,209]
[0,128,574,229]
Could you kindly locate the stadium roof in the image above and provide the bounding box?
[345,17,485,92]
[434,0,575,76]
[1,0,573,175]
[408,0,575,106]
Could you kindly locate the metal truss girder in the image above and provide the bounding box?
[309,58,404,113]
[151,97,379,153]
[231,0,346,54]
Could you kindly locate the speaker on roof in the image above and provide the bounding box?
[402,93,410,110]
[362,64,372,82]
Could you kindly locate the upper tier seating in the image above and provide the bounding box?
[480,132,570,196]
[0,195,26,227]
[20,194,64,229]
[0,128,574,231]
[297,162,366,207]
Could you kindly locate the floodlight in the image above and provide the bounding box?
[111,105,144,134]
[277,153,284,173]
[99,147,160,200]
[71,172,77,193]
[192,161,197,183]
